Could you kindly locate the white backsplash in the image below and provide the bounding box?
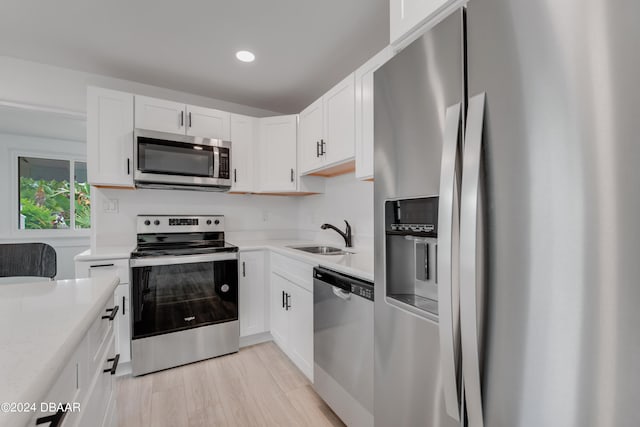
[93,172,374,250]
[297,173,374,249]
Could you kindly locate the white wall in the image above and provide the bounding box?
[298,173,374,248]
[0,132,89,279]
[93,187,302,248]
[0,56,281,117]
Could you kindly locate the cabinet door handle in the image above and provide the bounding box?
[321,139,326,155]
[36,407,67,426]
[282,290,285,308]
[127,158,131,175]
[122,296,126,315]
[189,112,192,128]
[180,111,184,127]
[103,354,120,375]
[102,305,119,321]
[316,141,320,157]
[90,263,114,268]
[285,293,291,310]
[242,261,246,277]
[234,168,237,183]
[290,168,294,182]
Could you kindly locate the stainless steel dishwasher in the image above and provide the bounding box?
[313,266,374,427]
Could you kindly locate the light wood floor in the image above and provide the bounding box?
[116,341,345,427]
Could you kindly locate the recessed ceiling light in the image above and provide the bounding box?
[235,50,255,63]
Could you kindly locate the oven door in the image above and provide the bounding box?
[130,252,238,340]
[134,129,231,187]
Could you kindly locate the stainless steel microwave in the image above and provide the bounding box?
[133,129,232,191]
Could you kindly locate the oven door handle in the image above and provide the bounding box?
[130,252,238,267]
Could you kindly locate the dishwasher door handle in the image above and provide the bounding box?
[332,286,351,301]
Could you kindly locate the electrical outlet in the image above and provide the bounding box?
[103,198,119,213]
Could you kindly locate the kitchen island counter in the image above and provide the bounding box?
[0,276,119,427]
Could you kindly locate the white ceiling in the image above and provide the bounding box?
[0,0,389,113]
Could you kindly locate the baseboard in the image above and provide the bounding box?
[115,360,132,377]
[240,332,273,348]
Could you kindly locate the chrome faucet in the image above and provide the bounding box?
[320,220,353,248]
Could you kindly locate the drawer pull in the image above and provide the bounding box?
[90,263,114,268]
[104,354,120,375]
[102,305,119,321]
[36,407,67,426]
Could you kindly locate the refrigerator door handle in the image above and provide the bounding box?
[436,102,462,421]
[460,92,487,427]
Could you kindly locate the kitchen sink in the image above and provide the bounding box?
[289,245,350,255]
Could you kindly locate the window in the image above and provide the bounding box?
[18,156,90,230]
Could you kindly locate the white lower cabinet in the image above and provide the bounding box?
[28,298,119,427]
[270,272,290,348]
[113,284,131,364]
[75,258,131,366]
[270,253,314,381]
[239,251,268,337]
[286,279,313,379]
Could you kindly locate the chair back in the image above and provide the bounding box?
[0,243,57,279]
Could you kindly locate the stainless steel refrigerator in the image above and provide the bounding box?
[374,0,640,426]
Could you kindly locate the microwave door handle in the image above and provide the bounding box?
[213,147,220,178]
[436,102,463,421]
[460,93,487,427]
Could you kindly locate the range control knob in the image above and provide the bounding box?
[206,220,212,225]
[214,219,220,225]
[154,220,160,226]
[144,220,151,226]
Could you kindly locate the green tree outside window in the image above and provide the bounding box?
[18,157,91,230]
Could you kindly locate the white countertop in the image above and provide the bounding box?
[0,276,119,427]
[74,245,135,262]
[231,239,374,281]
[75,240,373,280]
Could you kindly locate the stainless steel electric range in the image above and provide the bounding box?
[129,215,239,376]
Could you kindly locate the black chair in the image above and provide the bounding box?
[0,243,57,279]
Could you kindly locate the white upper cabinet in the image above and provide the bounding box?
[257,115,298,192]
[323,73,356,165]
[299,97,324,174]
[299,73,356,175]
[186,105,230,140]
[87,87,134,187]
[390,0,454,46]
[135,95,231,139]
[230,114,256,193]
[134,95,185,134]
[355,46,395,180]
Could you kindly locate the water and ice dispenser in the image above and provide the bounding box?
[385,196,440,321]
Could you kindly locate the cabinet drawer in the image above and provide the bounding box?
[76,258,129,284]
[87,299,116,375]
[271,252,315,292]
